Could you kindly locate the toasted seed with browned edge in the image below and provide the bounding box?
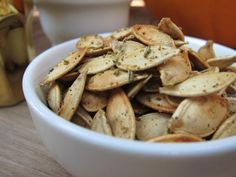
[169,94,229,137]
[127,75,152,99]
[76,35,104,49]
[86,69,148,91]
[136,92,177,113]
[41,48,87,85]
[106,88,136,139]
[47,82,62,114]
[136,112,170,140]
[78,53,116,75]
[76,106,93,127]
[91,109,113,136]
[132,24,175,47]
[207,55,236,69]
[110,27,132,40]
[198,40,216,61]
[158,50,192,86]
[81,90,108,112]
[159,72,236,97]
[188,49,210,70]
[157,17,185,41]
[116,45,180,71]
[59,70,87,120]
[148,133,203,143]
[213,113,236,139]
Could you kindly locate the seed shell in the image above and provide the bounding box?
[41,48,87,85]
[59,70,87,121]
[106,89,136,139]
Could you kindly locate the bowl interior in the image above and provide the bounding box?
[23,35,236,157]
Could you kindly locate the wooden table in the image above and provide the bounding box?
[0,7,152,177]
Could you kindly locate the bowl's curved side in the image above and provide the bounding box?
[23,37,236,177]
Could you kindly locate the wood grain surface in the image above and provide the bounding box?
[0,6,151,177]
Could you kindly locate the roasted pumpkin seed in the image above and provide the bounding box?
[132,24,175,47]
[78,53,116,75]
[169,94,229,137]
[106,89,136,139]
[41,48,87,85]
[159,72,236,97]
[148,133,203,143]
[198,40,216,61]
[81,90,108,112]
[47,82,62,114]
[86,69,148,91]
[116,45,180,71]
[91,109,113,136]
[213,113,236,139]
[158,50,192,86]
[127,75,152,99]
[76,106,93,127]
[59,70,87,120]
[136,92,177,113]
[207,55,236,69]
[157,17,185,41]
[136,112,170,140]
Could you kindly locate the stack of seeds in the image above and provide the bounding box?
[41,18,236,143]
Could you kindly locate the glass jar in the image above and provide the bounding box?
[0,0,34,106]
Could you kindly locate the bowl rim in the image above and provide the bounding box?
[23,35,236,157]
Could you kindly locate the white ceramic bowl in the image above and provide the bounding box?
[23,36,236,177]
[34,0,131,45]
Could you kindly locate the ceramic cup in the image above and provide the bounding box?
[34,0,131,45]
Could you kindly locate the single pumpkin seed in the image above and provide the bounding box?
[132,24,175,47]
[188,49,210,70]
[136,112,170,141]
[76,35,104,49]
[78,53,116,75]
[159,72,236,97]
[75,106,93,127]
[198,40,216,61]
[59,70,87,120]
[158,50,192,86]
[213,113,236,139]
[148,133,203,143]
[106,88,136,139]
[86,69,148,91]
[91,109,113,136]
[157,17,185,41]
[81,90,108,112]
[174,40,188,47]
[110,27,132,40]
[169,94,229,137]
[116,45,180,71]
[127,75,152,99]
[207,55,236,69]
[41,48,87,85]
[47,82,62,114]
[136,92,177,113]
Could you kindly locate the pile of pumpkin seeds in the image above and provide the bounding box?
[41,18,236,143]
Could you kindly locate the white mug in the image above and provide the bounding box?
[34,0,132,45]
